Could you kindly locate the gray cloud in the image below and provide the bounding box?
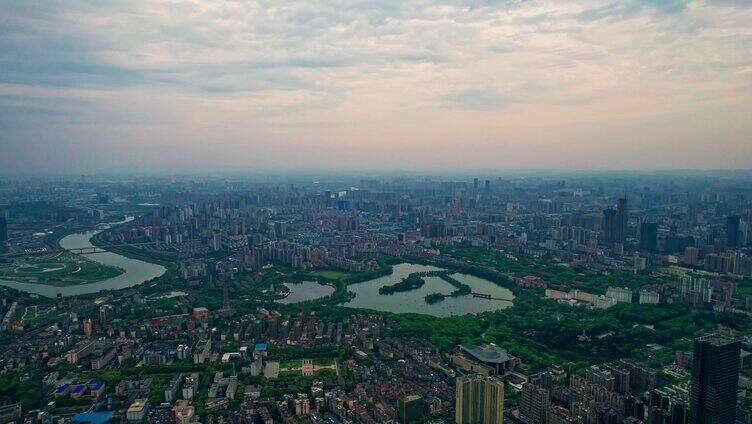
[1,0,751,174]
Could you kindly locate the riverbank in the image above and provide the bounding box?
[0,251,125,287]
[0,221,167,297]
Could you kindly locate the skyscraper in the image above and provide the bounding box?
[456,374,504,424]
[726,215,740,248]
[616,197,628,245]
[602,197,628,246]
[690,334,740,424]
[602,208,617,245]
[639,222,658,252]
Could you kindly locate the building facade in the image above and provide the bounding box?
[690,335,740,424]
[456,374,504,424]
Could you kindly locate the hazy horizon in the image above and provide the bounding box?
[5,168,752,181]
[2,0,751,174]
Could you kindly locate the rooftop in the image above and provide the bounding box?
[72,412,114,424]
[400,394,422,402]
[460,344,510,364]
[53,384,70,393]
[127,399,148,413]
[697,334,739,347]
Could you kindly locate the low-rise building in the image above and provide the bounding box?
[126,399,148,422]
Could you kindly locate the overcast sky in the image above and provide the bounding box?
[1,0,751,175]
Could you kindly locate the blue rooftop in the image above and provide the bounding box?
[53,383,70,394]
[89,380,105,390]
[255,342,268,351]
[73,411,114,424]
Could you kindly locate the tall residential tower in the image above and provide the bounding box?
[456,374,504,424]
[690,334,740,424]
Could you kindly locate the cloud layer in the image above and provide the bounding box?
[1,0,751,174]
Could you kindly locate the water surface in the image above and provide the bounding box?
[277,281,335,304]
[343,263,514,317]
[0,221,166,297]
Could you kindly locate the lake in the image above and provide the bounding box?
[0,220,166,298]
[343,263,514,317]
[277,281,335,304]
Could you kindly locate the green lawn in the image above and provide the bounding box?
[313,270,352,280]
[15,262,69,275]
[312,358,334,366]
[1,253,124,286]
[279,359,302,370]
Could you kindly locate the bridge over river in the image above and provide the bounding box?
[65,242,159,254]
[0,220,166,297]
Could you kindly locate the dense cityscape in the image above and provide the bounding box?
[2,0,752,421]
[0,172,751,423]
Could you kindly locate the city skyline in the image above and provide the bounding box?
[1,0,751,409]
[2,0,752,174]
[1,172,751,421]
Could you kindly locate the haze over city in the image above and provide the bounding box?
[2,0,752,174]
[5,1,752,423]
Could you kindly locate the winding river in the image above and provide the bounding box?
[0,220,166,298]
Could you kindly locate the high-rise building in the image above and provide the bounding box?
[603,363,631,394]
[679,275,713,304]
[528,372,554,392]
[520,382,549,424]
[217,279,235,318]
[690,334,740,424]
[83,319,93,337]
[602,208,617,245]
[456,374,504,424]
[274,221,287,238]
[397,394,424,424]
[619,358,657,392]
[639,222,658,252]
[99,304,114,324]
[616,197,628,245]
[603,198,628,246]
[684,246,699,265]
[210,231,222,251]
[726,215,740,248]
